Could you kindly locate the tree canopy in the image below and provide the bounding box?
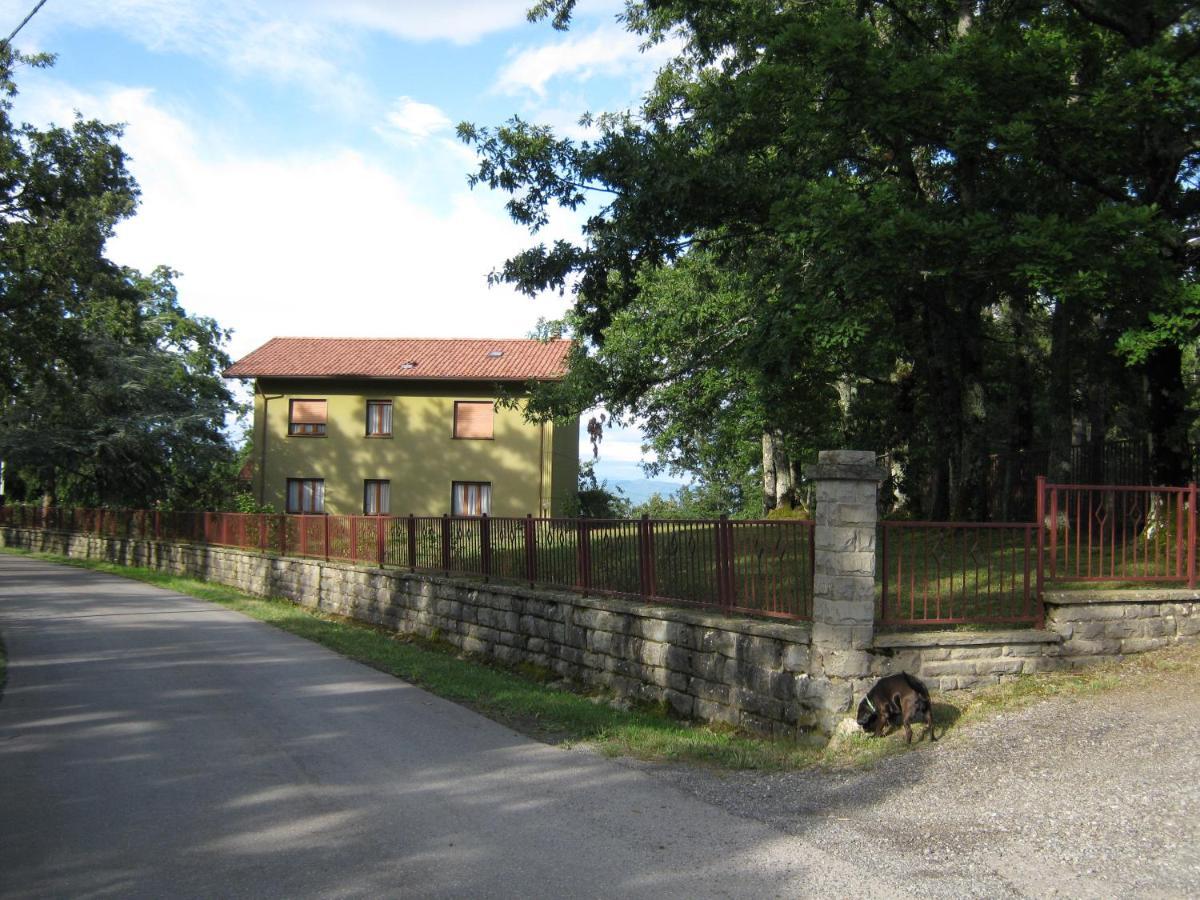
[0,47,239,509]
[462,1,1200,518]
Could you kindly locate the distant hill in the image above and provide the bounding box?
[610,479,686,507]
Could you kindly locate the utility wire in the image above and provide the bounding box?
[5,0,50,46]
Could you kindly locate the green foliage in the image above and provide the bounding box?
[232,493,275,514]
[565,460,632,518]
[0,51,238,509]
[633,475,760,520]
[467,2,1200,517]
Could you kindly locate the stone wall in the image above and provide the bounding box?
[6,490,1200,739]
[1046,590,1200,663]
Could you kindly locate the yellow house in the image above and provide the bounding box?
[223,337,578,517]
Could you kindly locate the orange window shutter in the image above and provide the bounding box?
[455,402,493,439]
[292,400,327,423]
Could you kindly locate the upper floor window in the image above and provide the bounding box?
[452,481,491,516]
[286,478,325,513]
[364,479,390,516]
[453,401,493,439]
[289,399,327,436]
[366,400,393,437]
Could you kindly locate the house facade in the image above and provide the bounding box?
[223,337,578,517]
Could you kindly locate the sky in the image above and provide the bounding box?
[1,0,686,488]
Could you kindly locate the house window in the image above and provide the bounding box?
[453,401,493,439]
[366,400,392,437]
[452,482,491,516]
[289,399,327,436]
[364,480,390,516]
[286,478,325,513]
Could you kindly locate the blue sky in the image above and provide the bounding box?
[1,0,685,487]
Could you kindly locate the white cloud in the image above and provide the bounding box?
[0,0,529,107]
[376,96,453,145]
[495,24,680,98]
[12,82,573,365]
[298,0,530,45]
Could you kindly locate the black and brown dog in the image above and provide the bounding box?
[856,672,937,743]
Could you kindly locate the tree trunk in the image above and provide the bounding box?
[762,432,778,512]
[1143,344,1190,485]
[1045,300,1075,481]
[761,431,795,512]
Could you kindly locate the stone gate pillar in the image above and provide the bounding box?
[803,449,885,731]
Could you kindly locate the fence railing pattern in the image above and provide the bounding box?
[1037,479,1197,586]
[7,474,1198,630]
[0,506,814,622]
[879,521,1041,626]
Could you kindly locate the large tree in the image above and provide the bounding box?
[463,1,1200,517]
[0,48,238,509]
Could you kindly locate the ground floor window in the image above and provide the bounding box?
[286,478,324,513]
[364,479,390,516]
[452,481,491,516]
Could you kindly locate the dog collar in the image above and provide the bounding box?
[864,696,876,714]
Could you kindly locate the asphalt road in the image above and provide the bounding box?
[0,554,885,899]
[8,554,1195,899]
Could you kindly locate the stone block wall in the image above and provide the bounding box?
[1046,590,1200,665]
[872,630,1065,692]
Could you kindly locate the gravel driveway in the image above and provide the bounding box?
[628,657,1200,899]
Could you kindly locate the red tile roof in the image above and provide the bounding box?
[223,337,571,381]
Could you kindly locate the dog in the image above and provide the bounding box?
[856,672,936,743]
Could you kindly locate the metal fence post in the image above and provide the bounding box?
[407,514,417,571]
[525,513,537,586]
[441,514,451,574]
[480,513,491,581]
[638,514,655,599]
[1048,482,1058,581]
[1189,482,1197,589]
[714,515,731,612]
[377,515,387,568]
[1035,475,1046,624]
[576,518,591,594]
[323,515,330,562]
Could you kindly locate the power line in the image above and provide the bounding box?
[5,0,51,46]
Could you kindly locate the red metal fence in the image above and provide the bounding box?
[877,478,1200,627]
[0,506,814,622]
[879,521,1041,626]
[1037,477,1197,586]
[7,474,1198,630]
